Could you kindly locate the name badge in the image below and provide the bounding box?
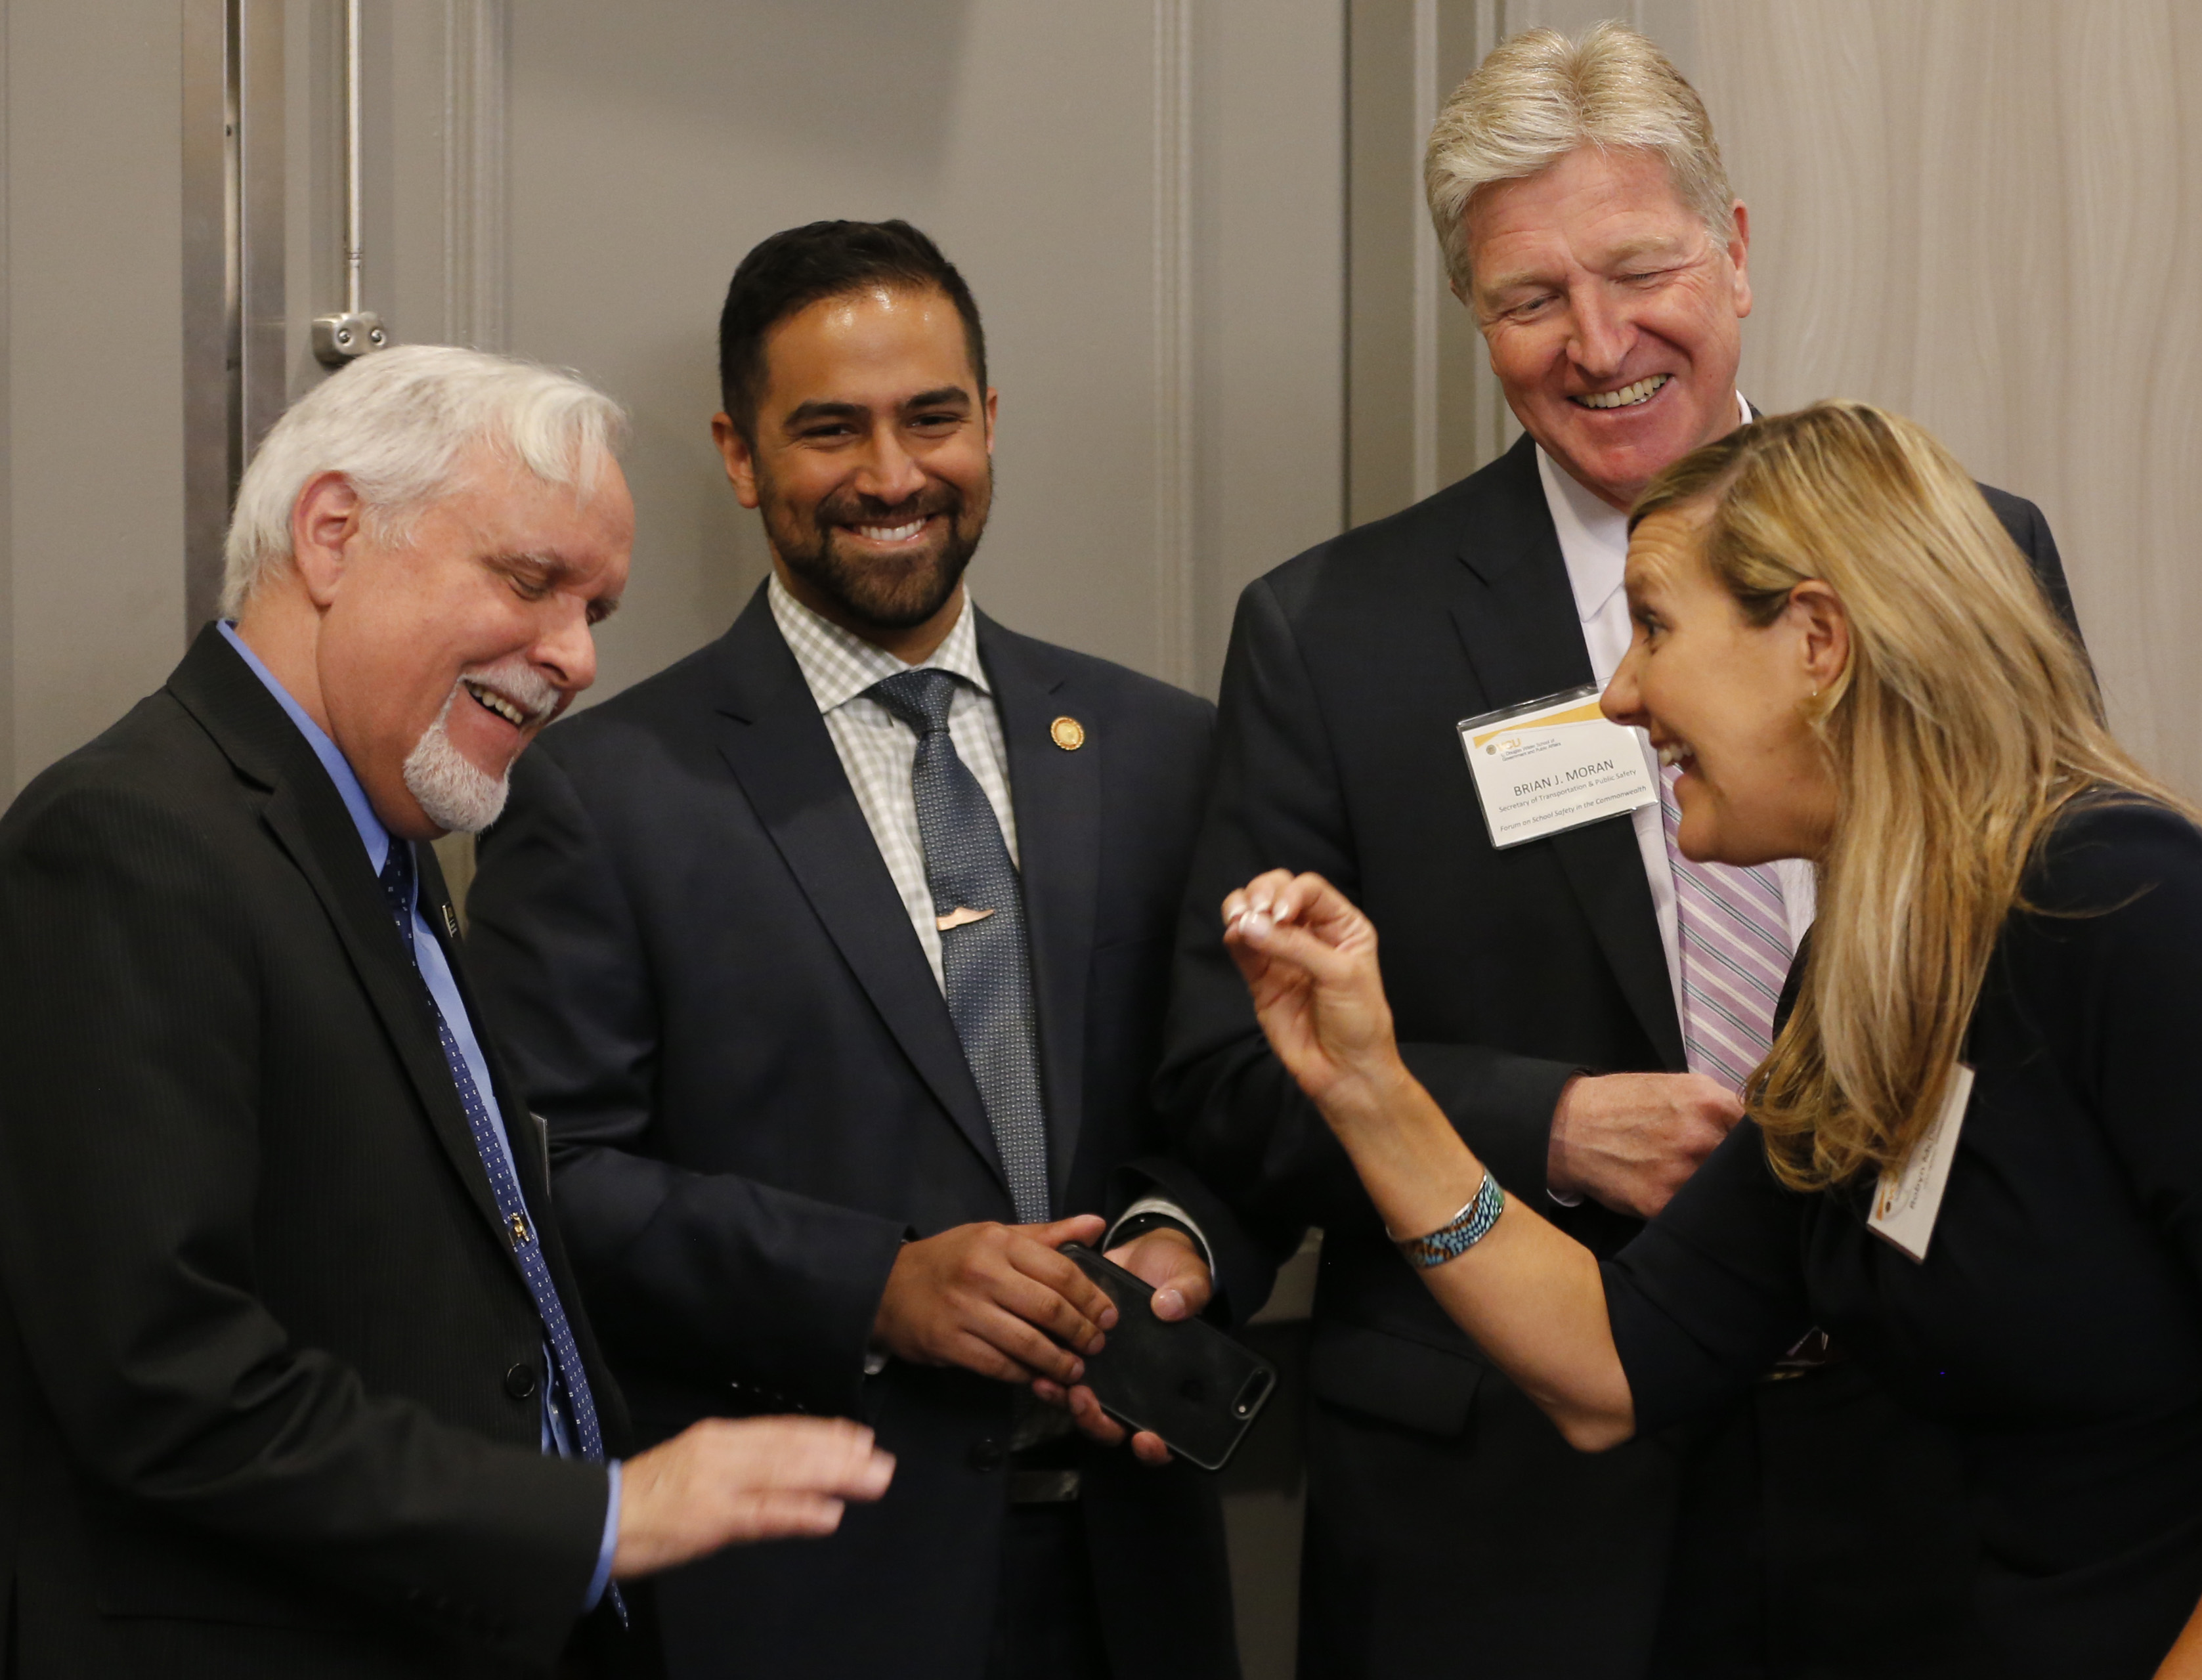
[1867,1064,1974,1262]
[1456,685,1658,850]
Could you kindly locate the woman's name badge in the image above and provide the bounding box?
[1456,685,1658,850]
[1867,1064,1974,1263]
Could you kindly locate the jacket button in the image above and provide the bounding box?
[968,1439,1004,1473]
[504,1362,538,1401]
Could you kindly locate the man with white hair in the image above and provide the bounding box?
[0,344,893,1678]
[1161,23,2077,1677]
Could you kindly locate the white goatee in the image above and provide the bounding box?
[402,687,511,834]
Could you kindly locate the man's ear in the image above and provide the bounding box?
[288,471,364,608]
[1727,200,1753,320]
[982,387,999,457]
[710,413,762,509]
[1789,578,1849,692]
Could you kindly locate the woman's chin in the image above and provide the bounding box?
[1674,812,1733,867]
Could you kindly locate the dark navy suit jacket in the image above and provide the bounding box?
[467,584,1268,1679]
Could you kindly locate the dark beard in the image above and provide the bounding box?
[761,473,989,631]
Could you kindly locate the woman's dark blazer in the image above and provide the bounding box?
[1608,800,2202,1679]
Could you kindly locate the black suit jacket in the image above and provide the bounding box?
[0,628,640,1678]
[465,584,1271,1680]
[1156,432,2077,1669]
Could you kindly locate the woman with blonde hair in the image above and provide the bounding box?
[1223,400,2202,1677]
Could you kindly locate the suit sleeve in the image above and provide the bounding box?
[1157,576,1580,1262]
[2021,805,2202,1298]
[1981,485,2083,646]
[1105,1156,1278,1329]
[467,744,909,1418]
[0,781,607,1671]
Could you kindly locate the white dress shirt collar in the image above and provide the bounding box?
[1536,388,1753,637]
[768,572,991,713]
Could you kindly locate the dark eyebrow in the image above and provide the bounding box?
[781,387,974,432]
[901,386,972,412]
[783,399,867,431]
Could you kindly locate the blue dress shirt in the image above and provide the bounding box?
[218,622,620,1608]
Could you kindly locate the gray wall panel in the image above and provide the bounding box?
[8,0,185,781]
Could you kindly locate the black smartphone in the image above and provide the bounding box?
[1060,1243,1278,1472]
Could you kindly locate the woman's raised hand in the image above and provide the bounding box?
[1222,870,1406,1117]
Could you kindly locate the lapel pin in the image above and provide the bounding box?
[937,905,997,932]
[441,904,461,939]
[1050,716,1085,751]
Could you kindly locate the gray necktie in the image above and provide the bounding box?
[868,668,1052,1223]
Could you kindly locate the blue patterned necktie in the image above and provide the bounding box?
[867,669,1052,1223]
[377,840,605,1462]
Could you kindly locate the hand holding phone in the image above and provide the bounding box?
[1055,1243,1278,1471]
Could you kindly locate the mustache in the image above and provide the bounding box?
[454,657,561,728]
[815,483,963,529]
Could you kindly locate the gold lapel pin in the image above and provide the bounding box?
[936,905,997,932]
[1050,716,1085,751]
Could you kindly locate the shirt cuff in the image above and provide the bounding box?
[584,1459,620,1610]
[1103,1195,1213,1275]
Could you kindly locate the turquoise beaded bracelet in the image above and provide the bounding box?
[1390,1171,1506,1270]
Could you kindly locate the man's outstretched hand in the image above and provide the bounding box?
[1032,1225,1213,1466]
[611,1415,894,1578]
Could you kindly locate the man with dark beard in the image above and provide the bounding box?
[464,221,1268,1680]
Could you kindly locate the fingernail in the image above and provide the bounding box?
[1099,1306,1119,1329]
[1066,1360,1084,1381]
[1249,894,1273,915]
[1243,911,1273,939]
[1155,1288,1186,1319]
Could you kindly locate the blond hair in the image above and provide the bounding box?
[1633,402,2188,1192]
[1425,20,1733,296]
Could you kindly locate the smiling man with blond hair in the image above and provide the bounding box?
[1161,22,2078,1677]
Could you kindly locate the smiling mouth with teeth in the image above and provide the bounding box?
[464,681,530,728]
[851,517,931,544]
[1656,739,1694,769]
[1572,374,1671,410]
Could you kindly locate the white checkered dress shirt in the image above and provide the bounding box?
[769,574,1017,992]
[767,574,1209,1272]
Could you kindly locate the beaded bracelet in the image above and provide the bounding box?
[1389,1171,1506,1270]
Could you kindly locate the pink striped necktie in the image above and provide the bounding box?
[1660,764,1793,1094]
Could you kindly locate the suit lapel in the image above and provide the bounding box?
[978,615,1098,1209]
[706,593,1010,1196]
[1446,438,1685,1069]
[165,630,524,1255]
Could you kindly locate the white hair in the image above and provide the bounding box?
[221,343,629,617]
[1424,20,1735,297]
